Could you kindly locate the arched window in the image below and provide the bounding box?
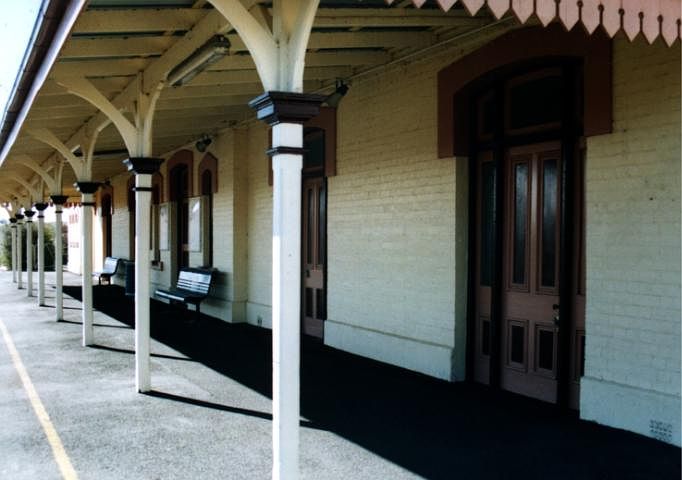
[100,193,112,258]
[167,150,193,270]
[199,153,217,267]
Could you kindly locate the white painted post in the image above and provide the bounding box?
[25,211,34,297]
[16,215,23,290]
[271,124,303,480]
[135,174,151,392]
[35,203,48,306]
[249,92,324,480]
[10,220,17,283]
[123,158,163,393]
[76,183,98,346]
[51,195,67,321]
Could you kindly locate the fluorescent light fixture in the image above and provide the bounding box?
[167,35,231,87]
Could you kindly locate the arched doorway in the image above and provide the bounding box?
[466,62,586,409]
[438,27,611,409]
[100,192,112,258]
[301,127,327,339]
[170,164,190,269]
[167,150,193,276]
[199,153,218,267]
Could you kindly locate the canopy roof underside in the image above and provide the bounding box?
[0,0,679,204]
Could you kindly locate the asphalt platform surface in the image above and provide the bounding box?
[0,271,679,479]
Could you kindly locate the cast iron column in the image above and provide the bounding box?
[51,195,68,321]
[249,91,324,480]
[76,182,99,346]
[24,209,35,297]
[123,157,163,392]
[15,214,24,290]
[9,218,17,283]
[35,203,48,306]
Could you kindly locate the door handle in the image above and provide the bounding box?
[305,269,311,278]
[552,304,560,326]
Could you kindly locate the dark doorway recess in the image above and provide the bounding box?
[64,285,681,480]
[465,60,586,409]
[301,127,327,339]
[100,193,112,258]
[170,163,190,270]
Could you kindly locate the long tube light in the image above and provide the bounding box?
[167,35,231,87]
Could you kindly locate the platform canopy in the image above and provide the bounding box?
[0,0,679,203]
[391,0,681,46]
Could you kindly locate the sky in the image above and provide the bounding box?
[0,1,44,117]
[0,1,45,222]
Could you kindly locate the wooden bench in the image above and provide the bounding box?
[155,267,214,321]
[93,257,122,285]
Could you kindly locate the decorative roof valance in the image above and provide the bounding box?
[387,0,681,46]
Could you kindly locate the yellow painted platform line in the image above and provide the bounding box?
[0,318,79,480]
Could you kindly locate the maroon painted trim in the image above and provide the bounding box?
[437,25,612,158]
[306,106,337,178]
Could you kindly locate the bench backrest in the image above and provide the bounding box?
[176,268,213,295]
[102,257,121,274]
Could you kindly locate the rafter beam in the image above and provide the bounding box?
[52,58,152,78]
[58,9,232,155]
[73,7,484,35]
[186,65,352,86]
[156,94,253,110]
[73,8,206,34]
[60,36,175,59]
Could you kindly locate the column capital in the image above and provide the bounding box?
[75,182,100,194]
[24,210,36,220]
[9,218,17,225]
[14,214,24,221]
[123,157,163,175]
[50,195,69,206]
[34,202,49,212]
[248,91,325,126]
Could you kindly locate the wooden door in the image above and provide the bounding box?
[302,176,326,338]
[501,142,562,403]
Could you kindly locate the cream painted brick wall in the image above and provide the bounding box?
[582,38,681,445]
[241,27,510,375]
[246,123,273,325]
[325,39,491,380]
[330,78,456,344]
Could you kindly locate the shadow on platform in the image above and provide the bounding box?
[63,285,681,480]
